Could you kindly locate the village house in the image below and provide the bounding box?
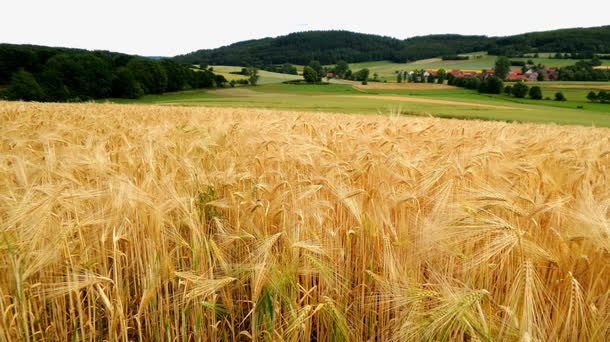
[481,69,495,79]
[506,74,529,81]
[524,69,539,81]
[446,64,558,82]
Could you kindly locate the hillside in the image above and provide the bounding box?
[0,43,220,101]
[174,31,404,66]
[174,26,610,66]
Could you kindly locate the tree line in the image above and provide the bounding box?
[173,26,610,66]
[0,44,222,102]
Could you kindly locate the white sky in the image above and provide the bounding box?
[2,0,608,57]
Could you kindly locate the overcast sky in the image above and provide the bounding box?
[2,0,608,57]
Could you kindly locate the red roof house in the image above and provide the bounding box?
[506,74,529,81]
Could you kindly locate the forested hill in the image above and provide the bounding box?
[173,31,405,65]
[0,44,221,102]
[174,26,610,66]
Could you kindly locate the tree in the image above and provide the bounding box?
[334,60,349,78]
[215,74,228,87]
[511,82,528,98]
[586,91,598,102]
[396,73,402,83]
[112,66,143,99]
[302,66,318,83]
[161,59,188,92]
[591,56,602,67]
[554,91,566,101]
[445,73,455,85]
[537,72,545,82]
[504,85,512,95]
[345,69,353,80]
[373,72,379,81]
[127,58,167,94]
[494,56,511,80]
[529,86,542,99]
[354,68,370,82]
[308,60,323,82]
[7,69,45,101]
[465,77,481,90]
[281,63,298,75]
[436,68,446,83]
[598,90,610,103]
[486,76,504,94]
[247,67,259,85]
[427,74,435,83]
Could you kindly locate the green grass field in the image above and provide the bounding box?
[213,66,303,84]
[105,77,610,127]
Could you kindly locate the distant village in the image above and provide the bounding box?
[413,67,560,82]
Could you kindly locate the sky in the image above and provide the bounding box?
[2,0,608,57]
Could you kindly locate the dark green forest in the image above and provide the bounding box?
[0,44,220,102]
[174,26,610,66]
[174,31,405,66]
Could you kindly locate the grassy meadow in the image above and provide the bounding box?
[1,101,609,341]
[107,81,610,127]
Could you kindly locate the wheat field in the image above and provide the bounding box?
[0,101,608,341]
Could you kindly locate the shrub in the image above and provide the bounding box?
[529,86,542,100]
[597,90,610,103]
[303,66,318,83]
[511,82,529,98]
[486,76,504,94]
[464,77,481,90]
[6,69,46,101]
[504,85,512,95]
[554,92,566,101]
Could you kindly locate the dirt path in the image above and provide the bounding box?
[342,95,525,110]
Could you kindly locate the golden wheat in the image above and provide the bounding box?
[0,101,608,341]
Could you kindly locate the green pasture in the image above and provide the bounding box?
[212,66,303,84]
[105,79,610,127]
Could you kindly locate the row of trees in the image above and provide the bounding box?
[503,83,540,99]
[262,63,298,75]
[587,90,610,103]
[0,44,222,102]
[301,60,370,83]
[558,60,609,81]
